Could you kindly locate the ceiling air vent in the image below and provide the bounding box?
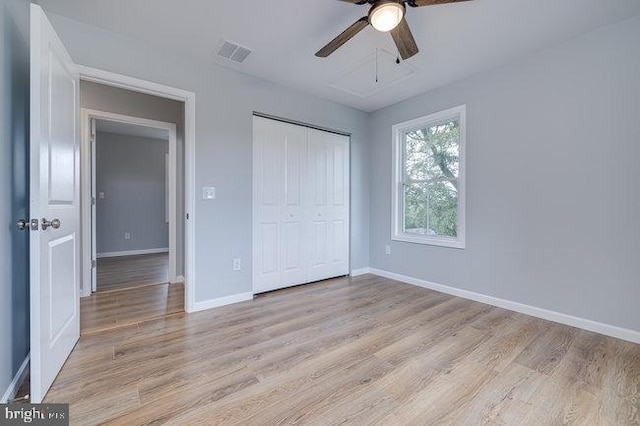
[216,40,252,63]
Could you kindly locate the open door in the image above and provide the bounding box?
[29,4,80,403]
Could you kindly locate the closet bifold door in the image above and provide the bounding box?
[306,129,350,282]
[253,117,307,293]
[253,116,350,294]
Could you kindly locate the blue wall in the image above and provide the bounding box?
[369,16,640,332]
[0,0,30,399]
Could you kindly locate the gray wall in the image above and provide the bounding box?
[369,16,640,332]
[80,80,185,274]
[48,13,371,303]
[0,0,29,398]
[96,131,169,255]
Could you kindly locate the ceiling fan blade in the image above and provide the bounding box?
[390,18,418,60]
[410,0,472,7]
[315,17,369,57]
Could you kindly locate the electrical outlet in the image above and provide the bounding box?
[124,232,131,240]
[385,245,391,255]
[233,258,242,271]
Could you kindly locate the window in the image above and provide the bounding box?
[392,105,466,248]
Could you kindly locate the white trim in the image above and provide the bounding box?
[369,268,640,344]
[76,65,193,101]
[1,355,30,403]
[350,267,372,277]
[77,66,196,313]
[192,292,254,313]
[391,105,467,249]
[82,109,178,294]
[96,248,169,258]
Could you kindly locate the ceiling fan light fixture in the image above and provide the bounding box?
[369,1,405,32]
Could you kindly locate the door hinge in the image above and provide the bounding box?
[91,260,96,268]
[186,213,189,220]
[91,197,96,205]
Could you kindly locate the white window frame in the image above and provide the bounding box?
[391,105,467,249]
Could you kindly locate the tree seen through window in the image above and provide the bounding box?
[402,120,460,237]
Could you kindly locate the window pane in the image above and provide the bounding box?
[403,181,458,237]
[403,182,428,235]
[404,120,460,182]
[427,181,458,237]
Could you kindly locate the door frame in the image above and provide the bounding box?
[81,109,178,293]
[77,65,196,313]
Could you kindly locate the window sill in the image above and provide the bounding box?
[391,234,466,249]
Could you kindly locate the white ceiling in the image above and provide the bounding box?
[39,0,640,112]
[96,119,169,140]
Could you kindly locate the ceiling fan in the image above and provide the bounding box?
[316,0,472,60]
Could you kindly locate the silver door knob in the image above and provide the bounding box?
[41,218,61,230]
[16,219,29,231]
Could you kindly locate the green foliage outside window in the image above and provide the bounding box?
[403,120,459,237]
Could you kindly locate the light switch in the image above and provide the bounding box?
[203,187,216,200]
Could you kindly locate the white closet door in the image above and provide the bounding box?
[307,129,350,282]
[253,116,350,293]
[279,123,307,287]
[253,117,307,293]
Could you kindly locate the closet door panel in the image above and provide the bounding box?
[254,118,284,292]
[307,130,349,282]
[307,130,330,281]
[327,137,350,276]
[280,124,307,286]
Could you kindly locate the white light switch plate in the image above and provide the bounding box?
[203,187,216,200]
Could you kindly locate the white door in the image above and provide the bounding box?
[253,117,349,293]
[29,4,80,403]
[307,129,350,282]
[253,117,307,293]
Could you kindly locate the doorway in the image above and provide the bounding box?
[80,111,184,333]
[76,79,192,335]
[87,112,177,290]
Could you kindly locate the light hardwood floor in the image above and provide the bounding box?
[48,275,639,425]
[81,283,184,334]
[97,253,169,292]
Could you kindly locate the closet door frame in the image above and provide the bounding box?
[252,114,351,295]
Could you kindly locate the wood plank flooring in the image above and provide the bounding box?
[47,275,640,425]
[97,253,169,292]
[81,282,184,334]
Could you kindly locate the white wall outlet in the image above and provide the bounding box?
[233,258,241,271]
[124,232,131,240]
[99,191,105,199]
[385,245,391,255]
[203,187,216,200]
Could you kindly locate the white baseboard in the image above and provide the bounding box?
[1,354,30,403]
[369,268,640,345]
[97,248,169,258]
[192,292,254,313]
[350,267,372,277]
